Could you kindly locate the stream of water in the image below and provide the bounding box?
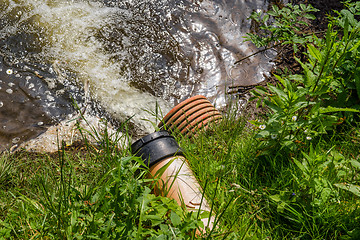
[0,0,275,151]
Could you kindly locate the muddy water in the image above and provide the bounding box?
[0,0,274,151]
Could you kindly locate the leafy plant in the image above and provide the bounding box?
[248,1,360,151]
[292,145,339,207]
[265,143,360,239]
[245,3,318,52]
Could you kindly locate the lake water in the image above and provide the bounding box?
[0,0,275,151]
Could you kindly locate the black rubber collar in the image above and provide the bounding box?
[131,131,184,167]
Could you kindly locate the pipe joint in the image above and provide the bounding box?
[131,130,184,167]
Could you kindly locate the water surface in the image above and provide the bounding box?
[0,0,275,151]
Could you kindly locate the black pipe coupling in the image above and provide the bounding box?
[131,131,184,167]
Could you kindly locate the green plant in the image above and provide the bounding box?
[1,157,203,239]
[292,145,339,207]
[245,3,318,52]
[265,142,360,239]
[249,2,360,152]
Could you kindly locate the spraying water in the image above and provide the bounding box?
[0,0,275,151]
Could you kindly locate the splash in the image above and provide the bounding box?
[0,0,274,151]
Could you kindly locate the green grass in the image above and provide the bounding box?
[0,105,358,239]
[179,110,360,239]
[1,112,221,239]
[0,126,204,239]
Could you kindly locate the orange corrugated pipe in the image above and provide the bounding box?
[158,95,222,138]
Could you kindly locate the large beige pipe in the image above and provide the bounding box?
[131,131,215,233]
[149,155,215,230]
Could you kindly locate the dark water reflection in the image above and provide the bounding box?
[0,0,275,151]
[0,57,83,151]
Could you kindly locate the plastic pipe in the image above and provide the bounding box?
[131,131,215,232]
[158,95,222,138]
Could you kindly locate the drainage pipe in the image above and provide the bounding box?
[131,131,215,232]
[158,95,222,138]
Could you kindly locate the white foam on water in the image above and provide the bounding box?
[6,0,171,133]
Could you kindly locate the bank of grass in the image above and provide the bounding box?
[0,111,359,239]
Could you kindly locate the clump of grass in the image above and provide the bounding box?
[0,153,12,187]
[0,118,208,239]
